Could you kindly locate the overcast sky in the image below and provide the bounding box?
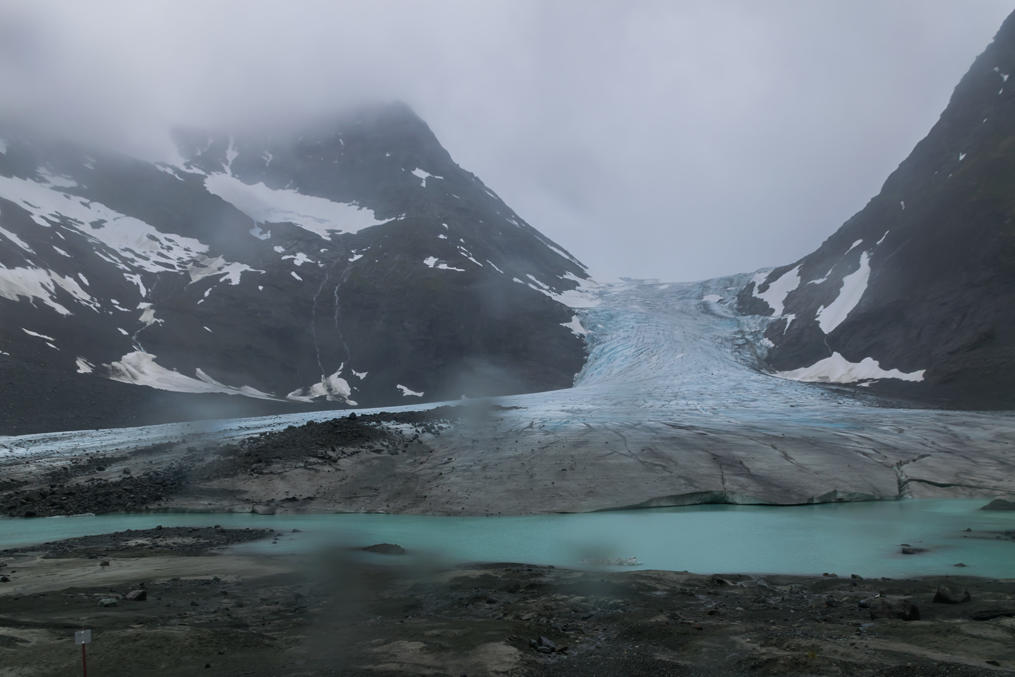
[1,1,1013,281]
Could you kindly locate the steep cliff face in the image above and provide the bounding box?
[0,103,594,432]
[739,11,1015,407]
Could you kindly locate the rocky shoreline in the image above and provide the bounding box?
[0,527,1013,676]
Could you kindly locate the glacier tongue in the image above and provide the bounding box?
[5,276,1015,513]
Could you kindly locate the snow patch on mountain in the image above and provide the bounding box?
[816,252,870,333]
[753,265,800,316]
[396,384,424,397]
[137,302,161,327]
[249,224,271,240]
[187,256,260,286]
[22,328,55,342]
[107,350,277,399]
[561,315,587,337]
[532,271,601,309]
[0,174,209,274]
[774,352,925,384]
[0,266,99,315]
[0,224,34,254]
[282,252,313,266]
[203,173,385,238]
[410,168,442,187]
[75,357,94,374]
[286,370,356,405]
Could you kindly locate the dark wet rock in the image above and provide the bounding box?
[361,543,406,556]
[954,562,968,568]
[870,599,920,621]
[1,527,273,560]
[980,498,1015,511]
[900,544,927,555]
[0,575,9,583]
[932,586,970,604]
[250,505,276,515]
[529,636,560,654]
[971,608,1015,621]
[125,589,147,601]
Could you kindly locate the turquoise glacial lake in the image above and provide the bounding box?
[0,500,1011,578]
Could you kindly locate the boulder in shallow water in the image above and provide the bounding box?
[125,589,147,601]
[980,498,1015,511]
[361,543,406,555]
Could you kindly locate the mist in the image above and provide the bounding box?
[1,0,1011,281]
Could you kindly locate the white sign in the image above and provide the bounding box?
[74,629,92,645]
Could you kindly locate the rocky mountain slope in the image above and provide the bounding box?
[0,103,593,433]
[739,11,1015,407]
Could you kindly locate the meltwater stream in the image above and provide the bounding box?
[1,500,1012,579]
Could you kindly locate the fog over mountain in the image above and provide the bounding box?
[1,0,1012,281]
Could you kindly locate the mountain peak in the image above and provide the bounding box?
[0,104,592,433]
[738,9,1015,407]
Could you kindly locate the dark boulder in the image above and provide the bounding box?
[360,543,406,555]
[125,589,148,601]
[870,599,920,621]
[932,586,970,604]
[980,498,1015,511]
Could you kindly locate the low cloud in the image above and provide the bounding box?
[1,0,1011,280]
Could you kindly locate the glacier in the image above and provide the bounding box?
[2,274,1015,513]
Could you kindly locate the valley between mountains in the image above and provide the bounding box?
[4,276,1015,517]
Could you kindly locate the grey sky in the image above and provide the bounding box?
[1,1,1012,281]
